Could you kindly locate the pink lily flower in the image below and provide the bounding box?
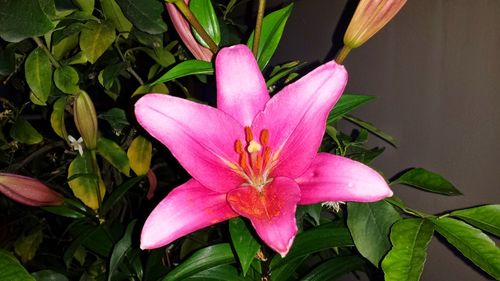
[166,1,213,61]
[135,45,393,256]
[0,173,64,206]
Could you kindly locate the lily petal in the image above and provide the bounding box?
[141,179,238,249]
[216,45,269,126]
[296,153,393,204]
[135,94,245,193]
[252,61,348,179]
[227,177,301,257]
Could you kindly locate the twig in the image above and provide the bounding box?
[252,0,266,57]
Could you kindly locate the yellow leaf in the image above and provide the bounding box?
[127,136,152,176]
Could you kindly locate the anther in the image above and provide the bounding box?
[244,126,253,142]
[247,140,262,153]
[240,153,248,170]
[260,129,269,146]
[235,139,243,154]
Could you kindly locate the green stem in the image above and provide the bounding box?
[90,149,103,215]
[32,37,61,68]
[114,40,144,85]
[334,45,352,64]
[171,0,219,54]
[252,0,266,57]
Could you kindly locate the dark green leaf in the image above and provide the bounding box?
[116,0,168,34]
[266,61,302,88]
[382,218,434,281]
[247,4,293,70]
[301,256,365,281]
[25,48,53,105]
[271,223,354,269]
[391,168,461,195]
[184,265,250,281]
[101,176,144,215]
[152,60,213,85]
[0,0,55,42]
[99,108,130,131]
[271,256,307,281]
[451,205,500,237]
[0,47,16,75]
[10,117,43,145]
[42,198,88,219]
[328,95,375,124]
[54,65,79,94]
[101,0,133,36]
[108,220,136,281]
[432,217,500,279]
[79,20,116,64]
[31,270,69,281]
[190,0,221,47]
[229,217,260,275]
[0,250,35,281]
[347,201,400,267]
[344,115,397,147]
[162,244,235,281]
[96,137,130,176]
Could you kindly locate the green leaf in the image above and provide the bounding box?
[450,205,500,237]
[138,47,176,68]
[108,220,136,281]
[229,217,260,276]
[247,4,293,70]
[344,115,397,147]
[96,137,130,176]
[31,270,69,281]
[0,250,35,281]
[327,94,375,124]
[271,256,307,281]
[116,0,168,34]
[25,48,53,105]
[127,136,152,176]
[73,0,95,15]
[391,168,461,195]
[0,47,16,75]
[451,205,500,237]
[101,176,143,215]
[99,108,130,132]
[80,20,116,63]
[42,198,88,219]
[162,244,235,281]
[184,265,250,281]
[152,60,213,85]
[300,256,365,281]
[14,228,43,263]
[101,0,133,37]
[54,65,80,94]
[10,117,43,145]
[347,201,400,267]
[53,33,80,60]
[0,0,55,42]
[67,151,106,210]
[432,217,500,279]
[190,0,221,47]
[382,218,434,281]
[50,97,68,139]
[271,223,354,269]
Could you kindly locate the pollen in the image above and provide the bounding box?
[247,140,262,153]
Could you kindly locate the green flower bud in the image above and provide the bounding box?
[73,90,98,149]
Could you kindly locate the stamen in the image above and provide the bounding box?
[260,129,269,146]
[247,140,262,153]
[235,139,243,154]
[240,152,248,170]
[255,154,263,171]
[263,147,272,164]
[245,126,253,142]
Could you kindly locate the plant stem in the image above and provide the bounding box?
[9,141,65,171]
[90,149,103,214]
[334,45,352,64]
[114,40,144,85]
[252,0,266,57]
[171,0,219,54]
[32,37,61,68]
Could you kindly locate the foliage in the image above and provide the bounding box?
[0,1,498,280]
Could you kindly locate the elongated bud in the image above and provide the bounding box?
[0,173,63,206]
[166,0,213,61]
[73,90,98,149]
[344,0,407,48]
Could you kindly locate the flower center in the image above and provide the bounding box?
[233,126,276,191]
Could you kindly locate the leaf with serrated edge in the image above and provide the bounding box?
[382,218,434,281]
[451,205,500,237]
[347,201,400,267]
[432,217,500,279]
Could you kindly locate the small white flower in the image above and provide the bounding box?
[68,135,84,156]
[322,201,345,213]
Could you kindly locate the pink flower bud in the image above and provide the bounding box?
[344,0,407,48]
[0,173,64,206]
[166,1,213,61]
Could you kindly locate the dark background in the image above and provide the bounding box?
[271,0,500,280]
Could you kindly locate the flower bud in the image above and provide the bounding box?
[344,0,407,48]
[73,90,98,150]
[166,0,213,61]
[0,173,64,206]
